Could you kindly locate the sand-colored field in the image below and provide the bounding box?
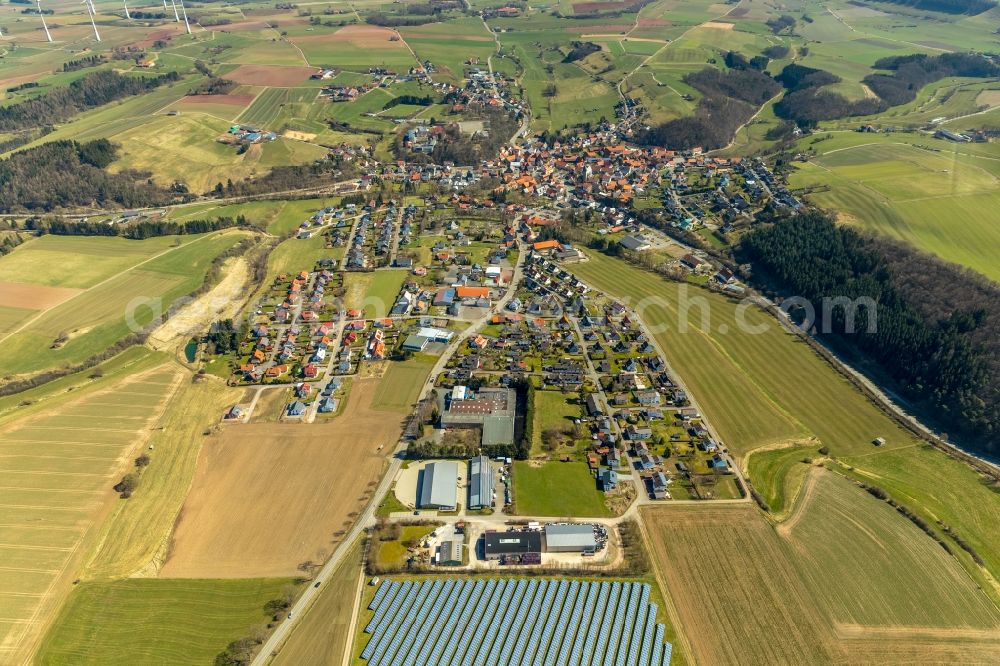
[283,130,317,141]
[701,21,735,30]
[0,282,82,310]
[226,64,315,87]
[977,90,1000,108]
[160,378,407,578]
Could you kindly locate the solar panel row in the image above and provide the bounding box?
[360,578,673,666]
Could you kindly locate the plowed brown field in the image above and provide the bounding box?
[160,378,407,578]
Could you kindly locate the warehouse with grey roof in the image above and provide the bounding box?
[468,455,494,510]
[544,523,598,553]
[418,461,458,510]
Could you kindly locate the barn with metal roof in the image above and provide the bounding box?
[468,455,494,510]
[418,461,458,510]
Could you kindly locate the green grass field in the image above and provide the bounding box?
[789,138,1000,281]
[513,461,612,517]
[36,578,297,666]
[370,356,435,413]
[360,270,407,318]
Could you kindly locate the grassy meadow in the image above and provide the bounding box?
[513,461,612,518]
[789,135,1000,281]
[371,355,435,413]
[0,231,248,377]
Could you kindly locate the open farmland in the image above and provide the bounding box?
[0,363,182,662]
[0,231,247,378]
[82,377,244,580]
[35,578,296,666]
[356,578,673,665]
[642,471,1000,666]
[571,251,1000,596]
[160,378,403,578]
[789,138,1000,281]
[290,25,417,70]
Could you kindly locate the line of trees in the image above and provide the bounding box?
[0,139,177,212]
[0,70,181,132]
[62,54,104,72]
[25,214,250,239]
[738,213,998,454]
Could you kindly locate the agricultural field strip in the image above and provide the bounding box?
[359,577,672,665]
[0,366,181,659]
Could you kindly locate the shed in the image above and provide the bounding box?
[418,461,459,510]
[468,455,494,510]
[544,523,597,553]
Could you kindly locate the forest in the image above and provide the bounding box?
[0,70,181,132]
[774,63,885,125]
[637,64,780,150]
[0,139,176,212]
[739,213,999,454]
[863,52,999,107]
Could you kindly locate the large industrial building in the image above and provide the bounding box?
[418,461,458,510]
[468,455,495,510]
[482,530,542,563]
[440,386,516,448]
[544,523,598,553]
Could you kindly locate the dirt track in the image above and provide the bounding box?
[160,378,407,578]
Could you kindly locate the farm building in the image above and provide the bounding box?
[468,455,495,510]
[544,524,597,553]
[436,540,463,566]
[418,461,458,510]
[483,530,542,562]
[440,387,516,448]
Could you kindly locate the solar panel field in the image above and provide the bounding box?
[358,578,673,666]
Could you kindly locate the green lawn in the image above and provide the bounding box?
[36,578,297,666]
[362,270,407,318]
[513,461,612,518]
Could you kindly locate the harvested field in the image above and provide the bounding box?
[637,18,671,27]
[283,130,317,141]
[701,21,734,30]
[160,378,407,578]
[129,26,187,49]
[977,90,1000,107]
[725,6,749,17]
[0,282,82,310]
[226,64,315,87]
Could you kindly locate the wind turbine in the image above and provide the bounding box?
[37,0,53,42]
[178,0,191,34]
[82,0,100,41]
[123,0,130,20]
[169,0,179,22]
